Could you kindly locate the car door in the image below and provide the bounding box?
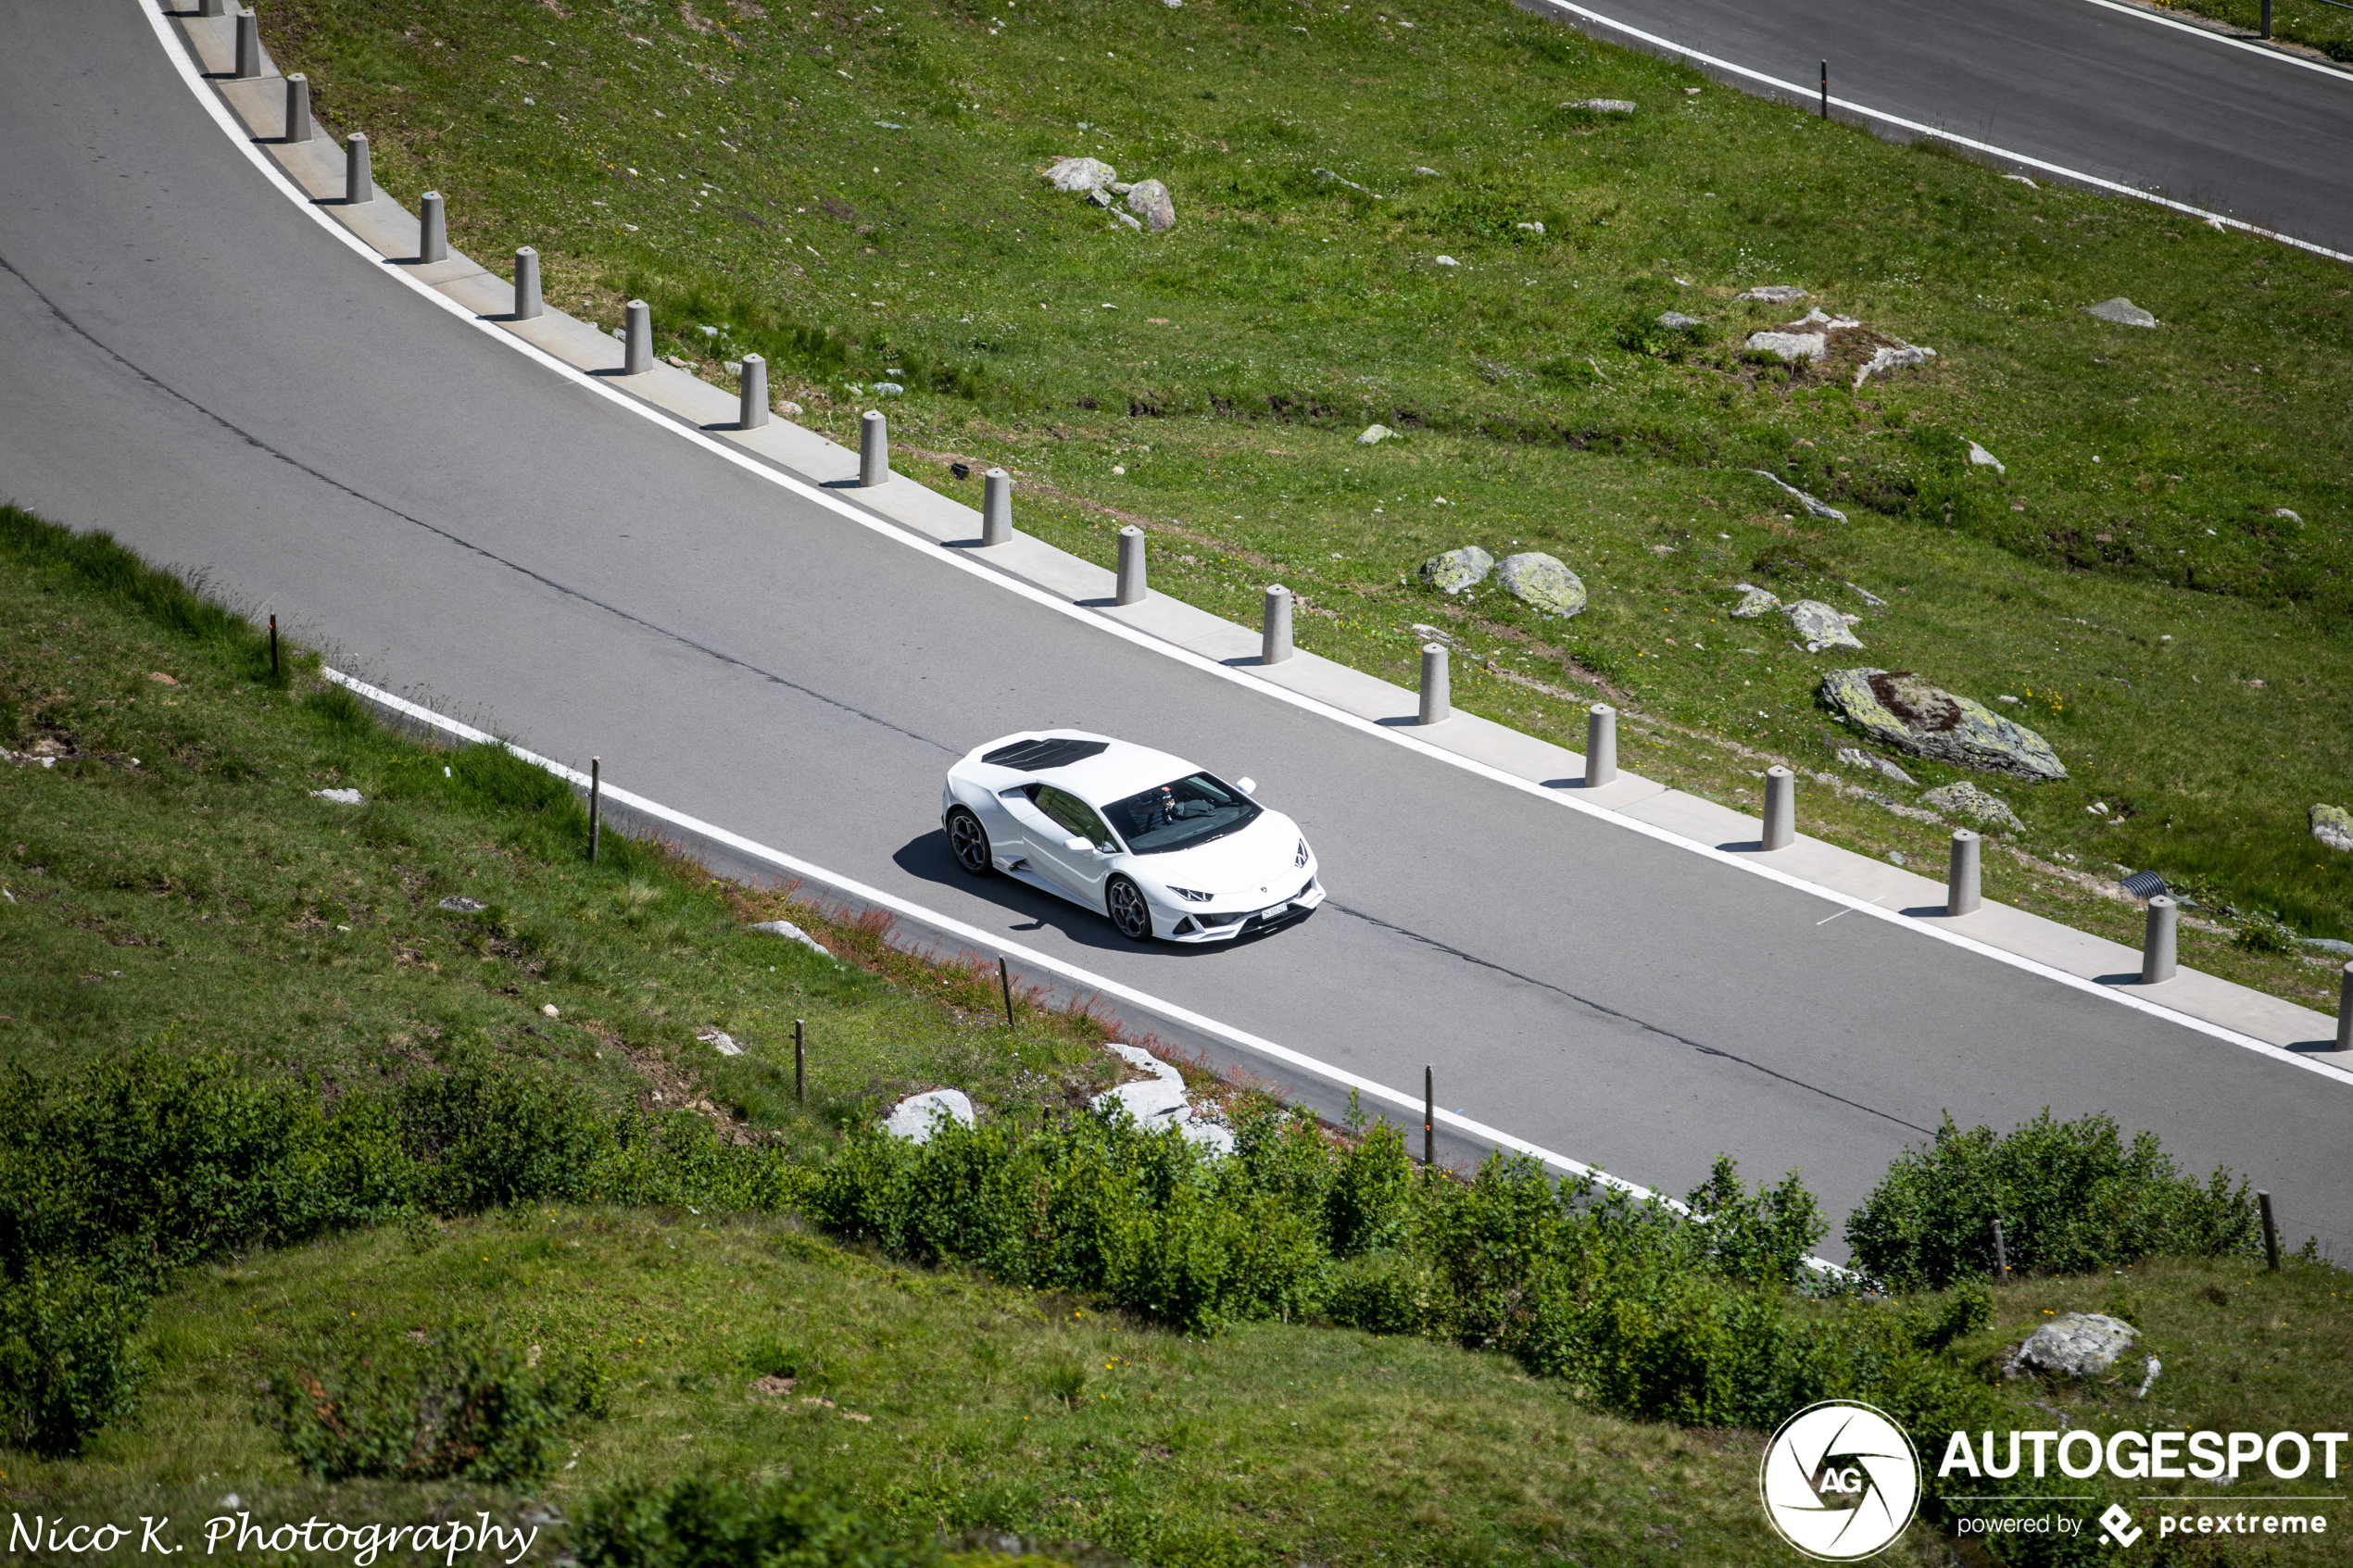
[1024,784,1121,907]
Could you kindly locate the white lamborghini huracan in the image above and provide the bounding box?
[940,729,1325,943]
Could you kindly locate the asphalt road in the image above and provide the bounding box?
[1,0,2347,1258]
[1523,0,2353,253]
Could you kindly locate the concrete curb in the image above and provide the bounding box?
[146,0,2351,1091]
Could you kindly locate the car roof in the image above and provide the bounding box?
[963,729,1200,804]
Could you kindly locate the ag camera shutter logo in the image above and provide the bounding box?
[1759,1400,1922,1560]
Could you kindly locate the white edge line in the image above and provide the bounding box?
[2074,0,2353,82]
[1529,0,2353,266]
[147,0,2353,1098]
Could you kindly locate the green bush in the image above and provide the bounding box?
[1324,1250,1439,1336]
[0,1261,149,1458]
[264,1323,606,1484]
[1844,1110,2259,1290]
[576,1475,939,1568]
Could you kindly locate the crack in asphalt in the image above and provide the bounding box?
[1327,900,1935,1136]
[0,248,957,759]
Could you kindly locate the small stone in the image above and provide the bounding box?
[1416,546,1494,594]
[1887,851,1906,867]
[1820,669,2068,781]
[1746,331,1827,362]
[1736,285,1809,303]
[1111,207,1143,231]
[871,382,904,396]
[1414,166,1441,176]
[1845,582,1888,606]
[148,671,179,686]
[2276,508,2301,521]
[884,1088,975,1143]
[697,1027,743,1057]
[1433,255,1459,267]
[1835,746,1916,785]
[1789,307,1862,329]
[2085,296,2158,327]
[2005,1312,2137,1379]
[1043,157,1118,193]
[1750,469,1847,522]
[1729,583,1782,619]
[1994,694,2020,705]
[1853,343,1936,388]
[1655,310,1703,331]
[542,1003,560,1019]
[1109,182,1134,195]
[1356,423,1396,445]
[1312,168,1377,195]
[309,787,364,805]
[776,399,803,416]
[1920,780,2025,834]
[1784,599,1863,652]
[1564,97,1636,113]
[750,918,834,957]
[1495,552,1587,617]
[436,896,486,912]
[1126,179,1176,231]
[2311,804,2353,853]
[1968,441,2007,473]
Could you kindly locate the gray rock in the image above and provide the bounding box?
[1968,440,2006,473]
[1736,285,1809,304]
[750,918,834,957]
[696,1027,744,1057]
[2085,296,2158,327]
[2277,508,2302,522]
[1417,546,1493,593]
[1853,343,1935,388]
[1730,583,1782,619]
[1433,255,1460,267]
[2005,1312,2137,1379]
[2312,804,2353,853]
[1844,581,1888,607]
[1042,157,1118,194]
[1126,178,1176,232]
[1750,469,1848,522]
[1564,98,1636,113]
[1108,181,1135,195]
[436,896,487,912]
[1110,207,1143,231]
[884,1088,975,1143]
[1746,331,1827,362]
[1836,746,1917,785]
[1655,310,1703,331]
[1789,307,1862,329]
[1414,166,1441,176]
[1093,1043,1233,1154]
[1312,167,1378,195]
[2296,935,2353,957]
[871,382,904,396]
[1495,552,1587,617]
[1820,669,2069,781]
[1784,599,1863,652]
[1920,780,2025,834]
[1356,423,1397,445]
[309,787,364,805]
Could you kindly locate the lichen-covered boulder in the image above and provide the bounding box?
[1125,179,1176,232]
[1417,546,1494,594]
[1042,157,1118,193]
[1921,781,2024,834]
[883,1088,975,1144]
[2005,1312,2137,1379]
[1820,668,2068,781]
[1496,552,1586,617]
[1730,583,1782,619]
[1784,599,1862,652]
[2312,804,2353,853]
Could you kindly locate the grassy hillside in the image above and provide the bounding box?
[253,0,2353,975]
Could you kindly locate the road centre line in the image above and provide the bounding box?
[1529,0,2353,266]
[144,1,2353,1095]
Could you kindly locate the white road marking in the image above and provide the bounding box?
[1818,894,1890,925]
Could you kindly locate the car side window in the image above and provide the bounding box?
[1034,786,1119,852]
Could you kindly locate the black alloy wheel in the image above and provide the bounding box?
[1106,876,1154,942]
[946,808,993,875]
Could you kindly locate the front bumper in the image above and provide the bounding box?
[1163,876,1325,943]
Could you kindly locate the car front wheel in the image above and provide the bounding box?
[946,807,993,875]
[1105,875,1154,942]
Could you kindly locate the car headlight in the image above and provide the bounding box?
[1165,885,1214,903]
[1294,838,1311,868]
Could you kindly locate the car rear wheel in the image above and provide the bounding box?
[1106,875,1154,942]
[946,808,993,875]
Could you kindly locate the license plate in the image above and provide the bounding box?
[1258,903,1290,922]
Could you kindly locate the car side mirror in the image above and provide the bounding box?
[1237,777,1258,795]
[1064,835,1093,854]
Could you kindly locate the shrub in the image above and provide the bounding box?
[0,1261,148,1458]
[396,1065,613,1211]
[1325,1250,1439,1336]
[1844,1110,2259,1290]
[264,1323,607,1485]
[575,1475,938,1568]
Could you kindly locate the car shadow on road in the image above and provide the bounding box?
[890,831,1304,957]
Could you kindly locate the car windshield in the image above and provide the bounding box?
[1103,773,1261,855]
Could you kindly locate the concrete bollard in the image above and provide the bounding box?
[233,7,261,79]
[345,132,371,205]
[198,0,224,16]
[283,73,312,143]
[2142,895,2178,984]
[512,246,542,320]
[1419,644,1451,725]
[1115,526,1148,605]
[738,354,769,429]
[1947,829,1982,916]
[1584,704,1617,787]
[2336,962,2353,1052]
[623,299,652,375]
[981,469,1013,546]
[1262,585,1294,665]
[859,409,890,485]
[1761,766,1795,850]
[418,192,447,264]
